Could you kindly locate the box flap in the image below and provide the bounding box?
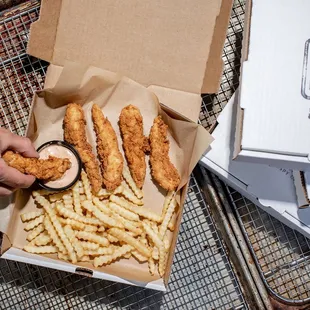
[236,0,310,168]
[27,0,232,95]
[201,91,297,214]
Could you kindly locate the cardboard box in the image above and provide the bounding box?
[234,0,310,170]
[200,90,310,240]
[293,170,310,208]
[0,0,233,291]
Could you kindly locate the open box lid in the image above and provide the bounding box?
[27,0,232,99]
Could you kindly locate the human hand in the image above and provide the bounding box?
[0,128,38,196]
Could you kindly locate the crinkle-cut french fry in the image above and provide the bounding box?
[143,222,167,277]
[21,210,45,222]
[110,195,161,222]
[78,181,84,194]
[72,181,83,215]
[75,231,109,247]
[82,200,123,228]
[26,223,45,241]
[63,204,74,212]
[64,225,84,258]
[150,224,159,260]
[158,244,167,277]
[93,197,111,215]
[80,241,99,250]
[123,166,143,199]
[159,199,177,240]
[44,216,67,254]
[33,232,52,246]
[97,226,106,232]
[56,203,102,226]
[80,195,87,202]
[58,252,70,261]
[112,213,142,236]
[132,250,148,262]
[109,202,139,221]
[148,257,156,276]
[24,215,45,231]
[123,252,132,259]
[85,225,98,232]
[114,183,143,206]
[32,189,51,197]
[164,234,170,251]
[48,191,71,202]
[81,170,92,200]
[79,255,91,262]
[24,244,58,254]
[96,188,112,198]
[84,247,113,256]
[104,233,119,243]
[86,211,92,218]
[109,228,151,258]
[93,244,133,267]
[36,196,77,263]
[162,191,175,218]
[58,217,85,230]
[142,222,162,249]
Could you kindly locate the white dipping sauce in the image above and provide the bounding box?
[39,145,78,189]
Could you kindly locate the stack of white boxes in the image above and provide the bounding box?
[200,0,310,239]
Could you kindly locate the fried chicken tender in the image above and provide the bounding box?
[2,150,71,181]
[92,104,123,191]
[119,105,149,189]
[64,103,102,193]
[149,116,180,191]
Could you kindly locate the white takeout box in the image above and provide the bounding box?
[200,91,310,240]
[234,0,310,171]
[0,0,233,291]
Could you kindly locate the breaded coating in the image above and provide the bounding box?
[2,150,71,181]
[119,105,149,189]
[92,104,123,191]
[149,116,180,191]
[64,103,102,193]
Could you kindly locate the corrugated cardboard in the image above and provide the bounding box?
[27,0,233,121]
[200,91,310,240]
[0,62,213,291]
[234,0,310,170]
[293,170,310,208]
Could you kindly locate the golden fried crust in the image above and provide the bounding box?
[64,103,102,193]
[92,104,124,191]
[2,150,71,181]
[119,105,148,189]
[149,116,180,191]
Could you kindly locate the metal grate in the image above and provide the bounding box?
[227,188,310,304]
[0,1,248,309]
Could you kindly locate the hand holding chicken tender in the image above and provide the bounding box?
[0,128,38,196]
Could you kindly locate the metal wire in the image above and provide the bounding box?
[0,1,248,309]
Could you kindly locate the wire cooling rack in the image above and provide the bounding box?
[0,1,248,309]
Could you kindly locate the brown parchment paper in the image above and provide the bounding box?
[6,61,213,284]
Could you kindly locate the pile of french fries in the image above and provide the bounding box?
[21,167,177,277]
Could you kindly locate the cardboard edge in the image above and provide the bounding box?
[2,248,166,291]
[27,0,62,62]
[236,149,310,170]
[201,0,234,93]
[233,0,252,158]
[293,171,310,208]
